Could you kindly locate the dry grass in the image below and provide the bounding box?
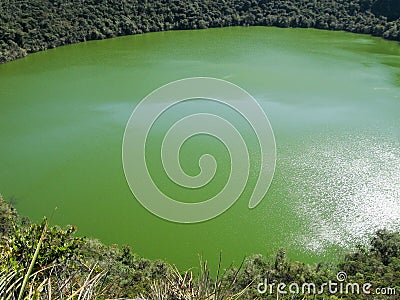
[144,255,252,300]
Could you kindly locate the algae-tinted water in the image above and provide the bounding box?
[0,27,399,269]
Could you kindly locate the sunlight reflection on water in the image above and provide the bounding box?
[285,133,400,253]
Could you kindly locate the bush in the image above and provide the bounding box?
[0,195,399,299]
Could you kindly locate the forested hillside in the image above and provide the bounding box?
[0,0,399,63]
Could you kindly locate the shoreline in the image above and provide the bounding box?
[1,0,399,64]
[1,194,399,299]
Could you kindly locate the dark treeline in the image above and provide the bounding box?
[0,0,399,63]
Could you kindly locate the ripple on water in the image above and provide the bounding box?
[284,132,400,253]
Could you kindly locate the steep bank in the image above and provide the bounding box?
[1,195,399,299]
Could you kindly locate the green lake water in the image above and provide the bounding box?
[0,27,399,269]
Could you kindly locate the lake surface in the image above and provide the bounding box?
[0,27,399,269]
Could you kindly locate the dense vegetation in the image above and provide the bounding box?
[1,195,399,299]
[0,0,399,63]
